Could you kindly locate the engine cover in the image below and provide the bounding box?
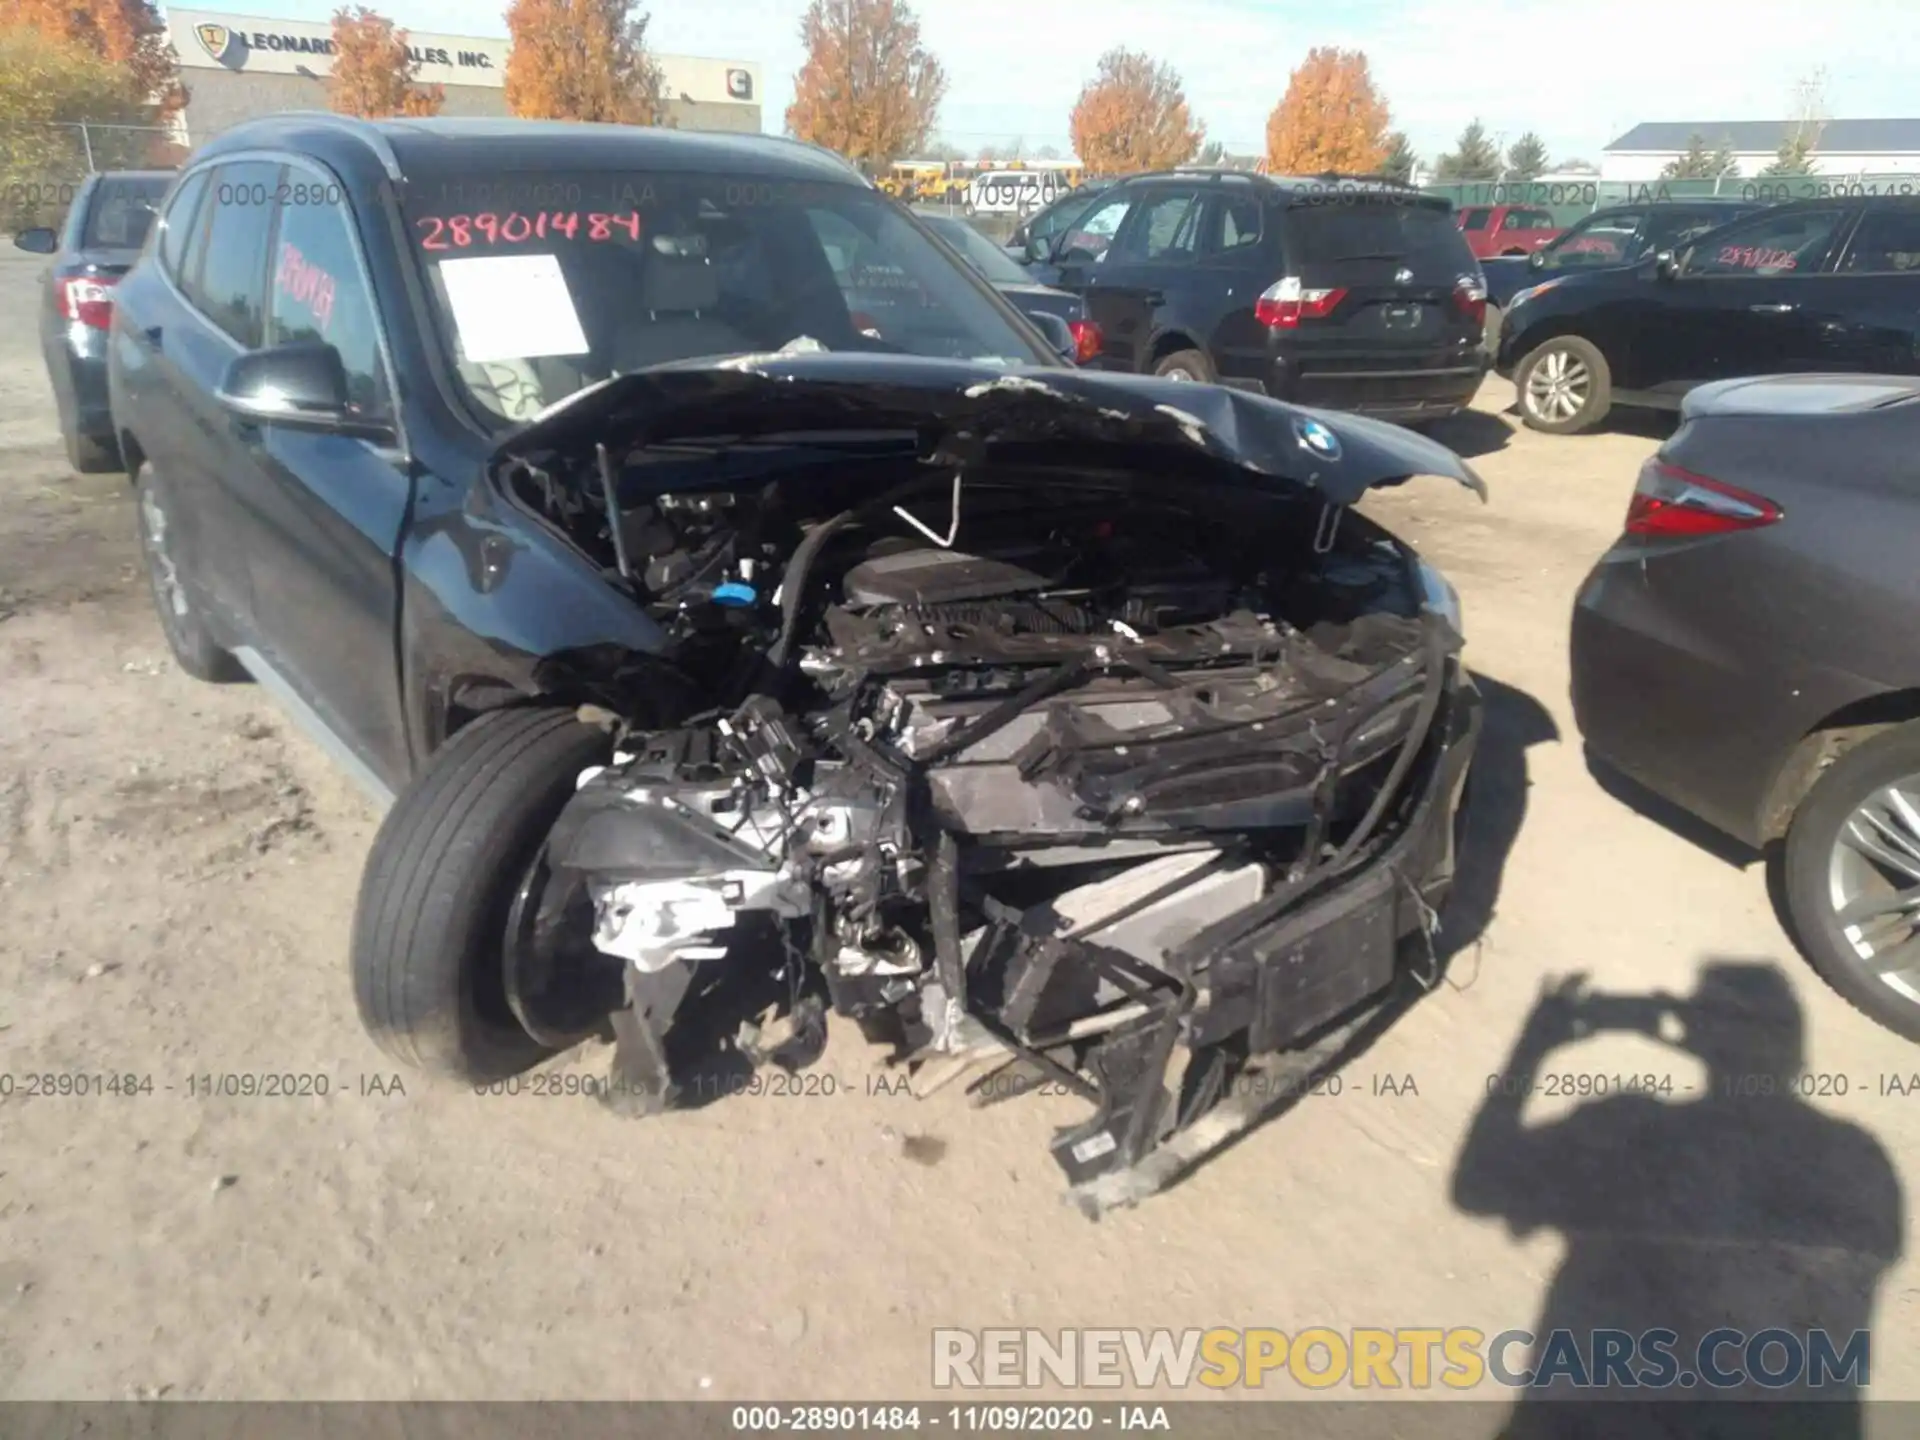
[842,546,1050,607]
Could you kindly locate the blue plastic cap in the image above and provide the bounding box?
[711,581,758,608]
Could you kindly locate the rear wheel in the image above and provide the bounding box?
[1514,335,1612,434]
[64,423,117,474]
[134,461,246,682]
[351,707,618,1083]
[1153,348,1215,383]
[1783,723,1920,1042]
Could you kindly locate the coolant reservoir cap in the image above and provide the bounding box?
[711,581,758,608]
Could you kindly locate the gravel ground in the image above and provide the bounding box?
[0,249,1914,1408]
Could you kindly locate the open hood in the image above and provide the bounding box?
[492,353,1487,508]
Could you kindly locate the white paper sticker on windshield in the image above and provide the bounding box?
[437,254,589,364]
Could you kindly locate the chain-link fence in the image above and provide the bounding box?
[2,122,185,232]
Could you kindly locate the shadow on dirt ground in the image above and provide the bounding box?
[1584,748,1759,871]
[1427,407,1515,460]
[1454,958,1903,1439]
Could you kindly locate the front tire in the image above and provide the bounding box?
[1783,723,1920,1042]
[1514,335,1612,434]
[1153,348,1215,383]
[351,707,616,1082]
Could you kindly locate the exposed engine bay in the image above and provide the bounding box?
[499,422,1475,1212]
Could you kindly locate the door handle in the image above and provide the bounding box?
[1143,289,1166,306]
[1748,303,1798,313]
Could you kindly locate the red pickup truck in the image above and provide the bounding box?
[1455,204,1564,258]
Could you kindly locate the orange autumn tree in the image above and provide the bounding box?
[6,0,183,121]
[785,0,946,168]
[503,0,668,124]
[1068,48,1203,177]
[328,7,444,118]
[1265,47,1391,176]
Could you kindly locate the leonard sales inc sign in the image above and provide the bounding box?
[169,8,513,87]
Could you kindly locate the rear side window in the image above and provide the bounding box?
[184,162,283,347]
[158,170,210,277]
[1837,208,1920,273]
[81,176,170,250]
[1207,192,1264,254]
[1460,208,1490,230]
[1285,200,1467,267]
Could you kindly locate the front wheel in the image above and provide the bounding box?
[1153,349,1215,383]
[1783,723,1920,1042]
[351,707,616,1082]
[1514,335,1612,434]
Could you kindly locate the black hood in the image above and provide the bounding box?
[492,353,1487,508]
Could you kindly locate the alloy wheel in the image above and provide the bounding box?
[1827,775,1920,1004]
[1524,347,1590,424]
[140,485,189,619]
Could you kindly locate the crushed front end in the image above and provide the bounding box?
[497,358,1484,1211]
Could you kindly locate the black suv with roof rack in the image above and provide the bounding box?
[1025,169,1490,424]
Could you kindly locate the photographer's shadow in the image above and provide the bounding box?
[1452,961,1903,1439]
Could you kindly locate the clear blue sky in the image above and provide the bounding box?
[189,0,1920,164]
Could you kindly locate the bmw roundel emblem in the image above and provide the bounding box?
[1295,417,1342,461]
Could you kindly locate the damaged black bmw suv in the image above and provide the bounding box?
[109,116,1485,1212]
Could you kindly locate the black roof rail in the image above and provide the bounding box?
[268,111,405,181]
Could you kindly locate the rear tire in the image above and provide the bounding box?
[1153,348,1215,383]
[64,424,118,474]
[134,460,246,683]
[351,707,615,1083]
[1514,335,1612,434]
[1783,723,1920,1042]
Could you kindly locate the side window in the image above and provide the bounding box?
[1508,209,1556,231]
[1063,192,1136,261]
[1686,208,1845,277]
[158,171,209,276]
[1112,189,1204,264]
[267,184,390,416]
[1643,209,1729,255]
[1206,192,1264,255]
[1836,208,1920,273]
[184,162,283,347]
[1460,208,1491,231]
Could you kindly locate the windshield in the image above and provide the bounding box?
[921,214,1031,285]
[1537,211,1642,269]
[402,169,1049,425]
[81,175,169,250]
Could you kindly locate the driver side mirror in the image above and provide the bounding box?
[1023,232,1051,265]
[217,342,394,442]
[13,227,57,255]
[1654,249,1682,280]
[1527,249,1546,270]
